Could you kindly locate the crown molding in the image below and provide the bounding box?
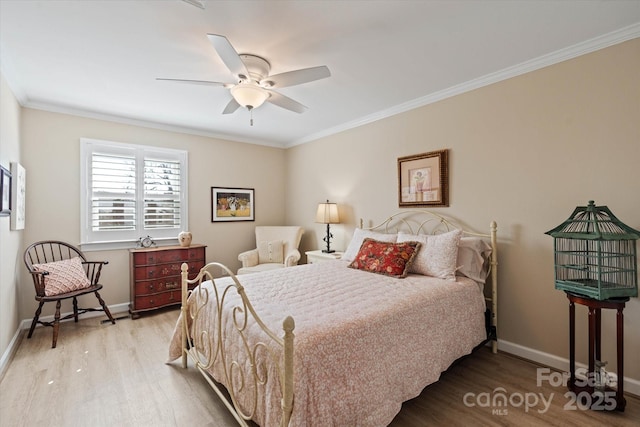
[21,101,284,148]
[287,23,640,148]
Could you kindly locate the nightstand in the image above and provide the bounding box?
[305,250,344,264]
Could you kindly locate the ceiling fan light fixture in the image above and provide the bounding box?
[158,35,330,117]
[230,83,269,110]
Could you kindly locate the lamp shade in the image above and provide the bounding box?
[230,83,269,109]
[316,201,340,224]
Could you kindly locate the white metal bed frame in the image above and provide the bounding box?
[177,211,498,426]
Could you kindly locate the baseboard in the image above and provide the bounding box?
[0,326,23,382]
[498,339,640,397]
[0,302,130,380]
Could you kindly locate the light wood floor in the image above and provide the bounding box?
[1,309,638,427]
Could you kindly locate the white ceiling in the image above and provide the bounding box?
[1,1,639,148]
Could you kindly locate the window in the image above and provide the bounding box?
[80,138,187,250]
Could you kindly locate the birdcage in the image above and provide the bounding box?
[545,200,639,300]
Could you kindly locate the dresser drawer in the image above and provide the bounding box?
[135,278,180,295]
[132,247,205,265]
[187,247,205,260]
[187,260,205,277]
[134,260,204,280]
[134,291,181,310]
[134,264,203,294]
[132,251,178,265]
[134,263,181,280]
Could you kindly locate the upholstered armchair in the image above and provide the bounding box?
[237,226,304,275]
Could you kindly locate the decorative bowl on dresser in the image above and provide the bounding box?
[129,244,206,318]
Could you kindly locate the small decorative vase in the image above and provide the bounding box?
[178,231,192,247]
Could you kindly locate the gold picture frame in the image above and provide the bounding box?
[398,149,449,207]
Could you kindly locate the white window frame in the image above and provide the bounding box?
[80,138,188,251]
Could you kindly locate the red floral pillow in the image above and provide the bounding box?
[348,238,421,278]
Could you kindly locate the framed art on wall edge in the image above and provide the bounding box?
[398,149,449,207]
[211,187,255,222]
[10,162,26,230]
[0,165,12,216]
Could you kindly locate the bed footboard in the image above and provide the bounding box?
[179,262,295,427]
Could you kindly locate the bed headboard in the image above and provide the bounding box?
[360,209,488,237]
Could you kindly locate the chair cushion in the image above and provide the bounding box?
[33,257,91,296]
[257,240,284,264]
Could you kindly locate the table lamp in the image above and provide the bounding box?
[316,200,340,253]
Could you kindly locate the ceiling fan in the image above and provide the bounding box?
[157,34,331,124]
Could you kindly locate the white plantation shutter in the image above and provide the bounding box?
[144,157,181,229]
[91,152,137,231]
[81,139,188,248]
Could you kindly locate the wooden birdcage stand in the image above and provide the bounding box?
[567,292,628,411]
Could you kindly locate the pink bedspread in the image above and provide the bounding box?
[168,261,486,426]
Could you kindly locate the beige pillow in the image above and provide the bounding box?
[342,229,398,262]
[258,240,284,264]
[397,229,462,280]
[33,257,91,296]
[457,237,493,284]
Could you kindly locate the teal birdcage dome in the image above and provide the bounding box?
[545,200,639,300]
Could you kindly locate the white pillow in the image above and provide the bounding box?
[33,257,91,296]
[456,237,492,284]
[341,229,397,262]
[397,229,462,280]
[258,240,284,264]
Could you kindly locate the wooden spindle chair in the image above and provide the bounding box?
[23,240,116,348]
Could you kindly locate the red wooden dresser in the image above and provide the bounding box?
[129,244,206,318]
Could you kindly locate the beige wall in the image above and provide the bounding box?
[285,39,640,381]
[14,109,286,327]
[0,73,22,359]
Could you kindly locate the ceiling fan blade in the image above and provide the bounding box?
[156,78,228,87]
[262,65,330,88]
[181,0,205,9]
[207,34,250,80]
[222,98,241,115]
[266,91,307,114]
